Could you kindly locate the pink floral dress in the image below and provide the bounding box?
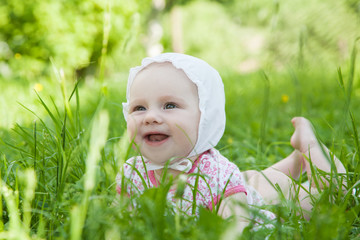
[116,148,275,220]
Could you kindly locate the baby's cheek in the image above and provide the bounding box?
[175,125,197,148]
[126,118,137,142]
[127,124,140,150]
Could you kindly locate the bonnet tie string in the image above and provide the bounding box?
[146,158,193,173]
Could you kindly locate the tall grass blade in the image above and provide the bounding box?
[70,110,109,240]
[1,182,30,239]
[258,71,270,160]
[34,91,61,130]
[50,58,73,123]
[349,112,360,173]
[50,95,62,120]
[59,112,67,191]
[99,0,112,88]
[68,79,80,101]
[0,171,3,232]
[120,13,140,54]
[337,67,345,92]
[70,205,82,240]
[36,195,47,239]
[115,131,131,174]
[345,38,359,107]
[74,81,82,133]
[192,173,200,215]
[33,121,37,170]
[21,169,36,232]
[289,69,302,116]
[337,38,358,144]
[307,154,322,191]
[298,26,306,68]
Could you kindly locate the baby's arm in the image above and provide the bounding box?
[218,192,250,235]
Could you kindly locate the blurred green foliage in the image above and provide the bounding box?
[1,0,360,239]
[0,0,359,84]
[0,0,153,81]
[175,0,359,71]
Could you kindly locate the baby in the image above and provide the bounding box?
[116,53,346,233]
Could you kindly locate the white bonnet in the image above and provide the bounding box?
[123,52,226,158]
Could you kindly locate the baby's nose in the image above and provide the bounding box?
[144,109,163,124]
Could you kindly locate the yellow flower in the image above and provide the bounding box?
[281,94,289,103]
[14,53,22,59]
[34,83,43,92]
[227,137,233,145]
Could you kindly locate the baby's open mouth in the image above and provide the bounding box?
[146,134,169,142]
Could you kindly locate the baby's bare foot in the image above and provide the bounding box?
[290,117,319,154]
[290,117,346,184]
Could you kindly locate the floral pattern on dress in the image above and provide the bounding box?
[116,148,276,221]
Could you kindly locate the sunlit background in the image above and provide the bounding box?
[1,0,359,128]
[1,1,360,239]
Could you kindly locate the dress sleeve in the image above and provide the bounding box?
[206,149,247,210]
[223,167,247,197]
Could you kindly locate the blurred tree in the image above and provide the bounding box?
[164,0,194,11]
[215,0,360,68]
[143,0,195,55]
[1,0,359,83]
[0,0,152,82]
[345,0,360,17]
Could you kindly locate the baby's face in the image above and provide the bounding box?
[127,62,200,165]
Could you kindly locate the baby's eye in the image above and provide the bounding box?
[164,103,177,109]
[132,105,146,112]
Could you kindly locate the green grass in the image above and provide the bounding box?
[1,0,360,238]
[1,53,360,239]
[1,2,360,236]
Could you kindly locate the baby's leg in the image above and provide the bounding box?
[290,117,346,186]
[267,150,304,180]
[245,169,316,219]
[244,145,304,205]
[244,169,293,205]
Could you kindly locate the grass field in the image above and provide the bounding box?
[1,1,360,239]
[1,52,360,239]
